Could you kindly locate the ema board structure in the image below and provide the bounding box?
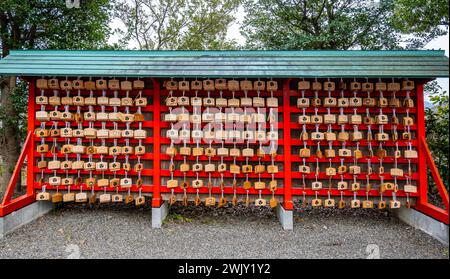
[0,50,448,235]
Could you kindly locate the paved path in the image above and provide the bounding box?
[0,204,447,259]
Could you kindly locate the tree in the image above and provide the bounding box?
[391,0,448,47]
[240,0,444,50]
[424,81,449,197]
[113,0,242,50]
[392,0,448,33]
[0,0,113,192]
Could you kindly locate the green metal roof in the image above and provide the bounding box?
[0,50,448,78]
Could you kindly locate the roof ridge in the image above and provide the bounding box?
[1,50,448,78]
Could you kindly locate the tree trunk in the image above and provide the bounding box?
[0,76,21,193]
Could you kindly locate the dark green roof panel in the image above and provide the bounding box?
[0,50,448,78]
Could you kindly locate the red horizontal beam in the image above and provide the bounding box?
[160,122,282,129]
[160,138,283,145]
[36,183,153,193]
[415,203,449,225]
[158,170,418,180]
[161,89,416,98]
[158,138,418,147]
[289,107,416,114]
[160,90,284,97]
[289,155,417,164]
[160,154,284,162]
[291,172,418,180]
[291,188,418,197]
[31,184,418,198]
[36,121,153,128]
[159,154,417,164]
[36,136,154,144]
[37,89,155,96]
[289,139,417,147]
[160,186,283,196]
[289,123,417,131]
[155,106,417,114]
[33,168,153,176]
[35,152,154,161]
[160,122,416,131]
[36,105,155,113]
[157,186,417,198]
[160,170,285,179]
[287,90,415,97]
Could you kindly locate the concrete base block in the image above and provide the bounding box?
[0,201,53,238]
[394,207,449,246]
[152,201,169,228]
[276,204,293,230]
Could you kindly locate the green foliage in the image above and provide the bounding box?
[391,0,448,34]
[424,81,449,192]
[114,0,241,50]
[241,0,395,50]
[0,0,113,55]
[240,0,446,50]
[0,0,113,143]
[169,212,193,222]
[0,79,28,140]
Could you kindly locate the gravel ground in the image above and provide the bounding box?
[0,203,448,259]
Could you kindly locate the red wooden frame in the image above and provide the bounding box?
[0,78,448,226]
[151,79,162,207]
[27,78,156,194]
[414,84,448,224]
[156,84,287,199]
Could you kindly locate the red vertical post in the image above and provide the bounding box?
[282,79,293,210]
[416,83,428,206]
[151,79,162,207]
[27,78,36,197]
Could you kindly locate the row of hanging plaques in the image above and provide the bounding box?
[159,78,418,209]
[34,78,151,206]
